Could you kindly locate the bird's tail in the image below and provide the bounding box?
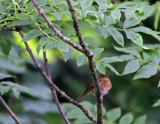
[77,92,87,101]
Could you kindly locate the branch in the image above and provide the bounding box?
[0,96,21,124]
[66,0,103,123]
[31,0,84,54]
[17,29,96,123]
[42,45,70,124]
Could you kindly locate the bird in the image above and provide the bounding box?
[77,73,112,100]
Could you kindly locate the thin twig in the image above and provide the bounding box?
[17,29,96,123]
[31,0,84,54]
[0,96,21,124]
[42,45,71,124]
[66,0,103,123]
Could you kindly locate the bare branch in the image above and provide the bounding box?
[66,0,103,123]
[0,96,21,124]
[43,45,70,124]
[17,29,96,123]
[31,0,84,54]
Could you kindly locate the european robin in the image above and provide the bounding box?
[77,73,112,100]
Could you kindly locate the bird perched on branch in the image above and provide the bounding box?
[77,73,112,100]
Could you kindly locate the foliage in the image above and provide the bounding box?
[0,0,160,124]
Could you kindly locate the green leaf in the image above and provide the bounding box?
[107,107,121,121]
[154,7,160,30]
[0,81,32,98]
[63,48,73,62]
[105,64,120,75]
[114,46,141,59]
[119,113,133,124]
[99,56,123,64]
[105,16,115,25]
[96,0,106,5]
[91,48,104,55]
[119,55,135,61]
[61,103,77,111]
[81,101,94,110]
[0,38,12,57]
[111,9,121,23]
[10,20,35,26]
[79,10,88,20]
[143,49,160,65]
[132,26,160,40]
[143,5,156,20]
[125,30,143,47]
[54,11,62,20]
[158,80,160,88]
[0,1,4,13]
[77,55,87,67]
[43,40,57,52]
[81,0,93,9]
[152,99,160,107]
[123,59,140,75]
[107,26,124,47]
[123,12,143,28]
[96,11,104,25]
[99,4,113,11]
[57,42,69,52]
[66,108,84,119]
[96,62,106,74]
[100,26,108,39]
[12,87,20,98]
[22,29,42,42]
[74,117,91,123]
[0,73,13,80]
[0,86,10,95]
[134,115,147,124]
[133,64,157,79]
[36,37,50,54]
